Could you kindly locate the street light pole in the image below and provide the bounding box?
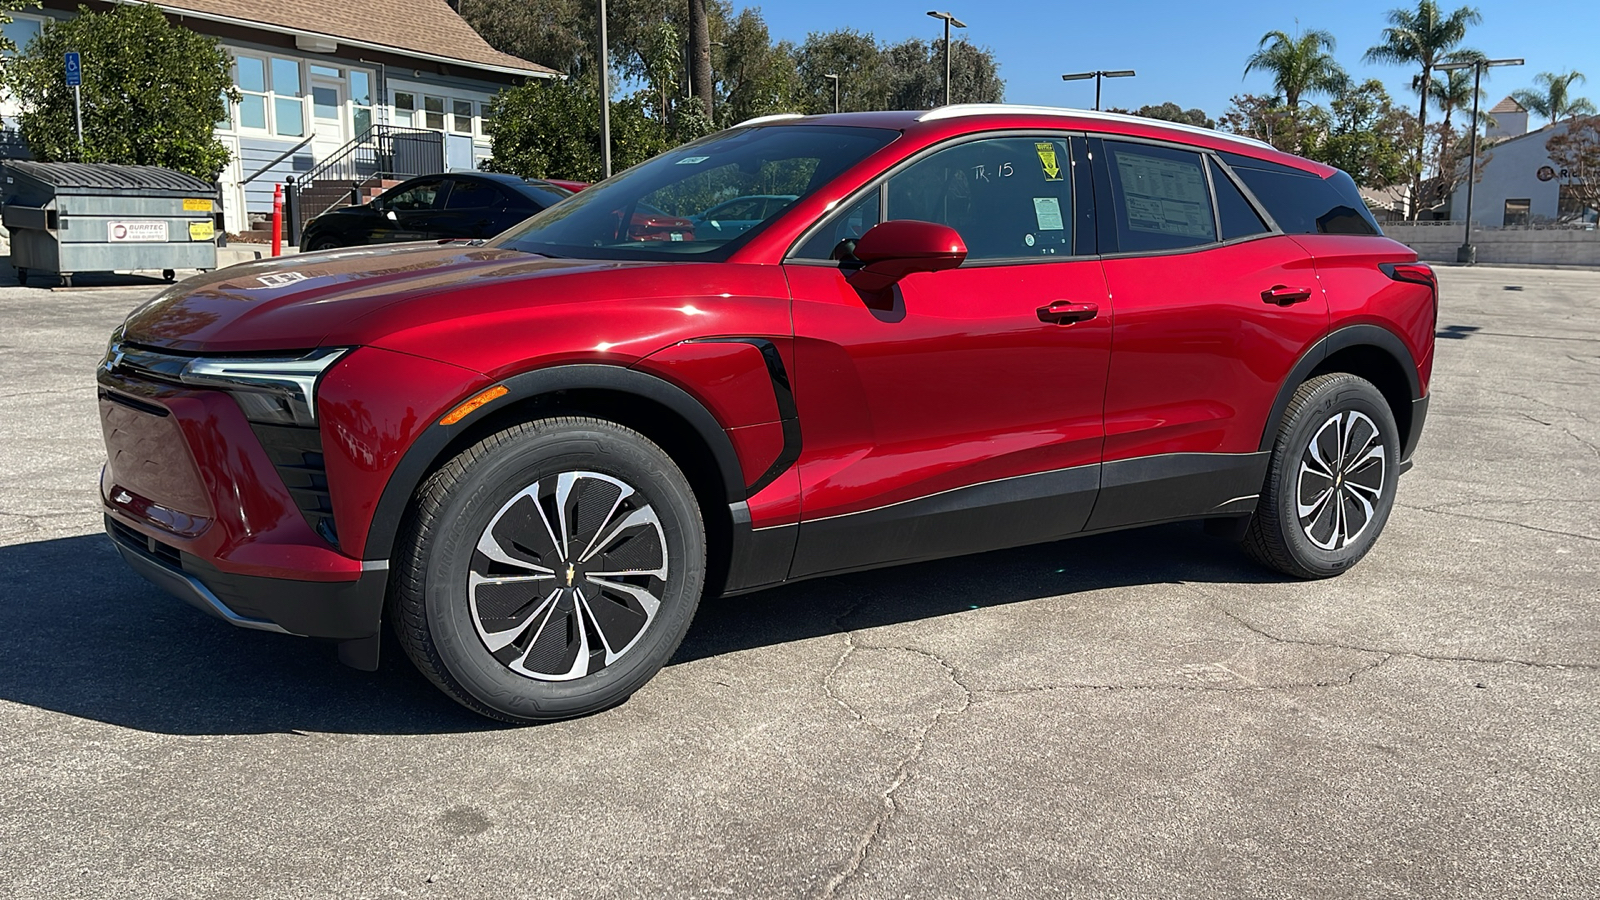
[824,73,840,113]
[925,11,967,107]
[1061,70,1136,111]
[598,0,611,178]
[1438,56,1522,264]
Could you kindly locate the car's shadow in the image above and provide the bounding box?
[0,523,1276,735]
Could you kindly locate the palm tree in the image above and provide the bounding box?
[1364,1,1482,219]
[1243,29,1347,152]
[1511,71,1598,124]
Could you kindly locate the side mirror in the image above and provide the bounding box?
[846,220,967,293]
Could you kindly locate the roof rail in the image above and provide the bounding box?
[735,113,807,127]
[917,104,1274,150]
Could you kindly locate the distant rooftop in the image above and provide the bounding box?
[1489,96,1526,115]
[151,0,558,78]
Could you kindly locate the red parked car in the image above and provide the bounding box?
[99,106,1434,722]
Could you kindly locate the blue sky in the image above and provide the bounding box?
[753,0,1600,119]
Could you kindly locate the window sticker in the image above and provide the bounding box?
[1114,152,1212,238]
[1035,142,1063,181]
[676,156,710,165]
[1032,197,1065,231]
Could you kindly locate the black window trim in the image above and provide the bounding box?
[784,127,1096,268]
[1089,133,1287,260]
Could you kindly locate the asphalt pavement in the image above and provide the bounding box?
[0,265,1595,899]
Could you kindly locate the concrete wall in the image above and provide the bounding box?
[1384,221,1600,266]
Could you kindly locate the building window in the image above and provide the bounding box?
[1557,184,1599,224]
[394,92,416,127]
[1503,198,1530,227]
[423,96,446,130]
[271,57,303,137]
[351,70,373,134]
[479,101,494,136]
[237,56,269,130]
[452,99,473,134]
[1,15,42,57]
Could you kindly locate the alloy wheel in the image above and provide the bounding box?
[1295,410,1387,551]
[468,471,668,681]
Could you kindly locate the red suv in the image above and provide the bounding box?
[99,106,1435,722]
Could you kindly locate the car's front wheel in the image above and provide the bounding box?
[392,417,706,722]
[1243,373,1401,579]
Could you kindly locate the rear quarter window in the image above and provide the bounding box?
[1221,153,1381,236]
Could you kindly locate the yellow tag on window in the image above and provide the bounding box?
[1036,142,1062,181]
[183,198,213,212]
[188,220,215,241]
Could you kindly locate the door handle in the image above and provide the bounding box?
[1037,300,1099,324]
[1261,285,1314,305]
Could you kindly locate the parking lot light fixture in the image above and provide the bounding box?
[1061,69,1136,111]
[1436,56,1523,263]
[926,10,967,107]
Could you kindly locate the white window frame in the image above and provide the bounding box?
[231,52,308,140]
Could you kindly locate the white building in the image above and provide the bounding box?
[1449,97,1598,227]
[2,0,557,235]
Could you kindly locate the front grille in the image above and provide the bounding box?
[108,516,183,566]
[251,423,338,547]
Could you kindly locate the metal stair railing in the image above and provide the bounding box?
[285,125,446,244]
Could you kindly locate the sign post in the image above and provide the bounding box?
[64,51,82,148]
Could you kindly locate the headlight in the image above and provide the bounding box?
[179,349,348,427]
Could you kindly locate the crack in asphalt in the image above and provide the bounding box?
[1397,502,1600,544]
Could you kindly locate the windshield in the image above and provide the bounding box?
[493,125,898,260]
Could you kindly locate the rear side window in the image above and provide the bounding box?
[444,180,504,209]
[1103,141,1216,253]
[1221,154,1381,235]
[1210,158,1269,241]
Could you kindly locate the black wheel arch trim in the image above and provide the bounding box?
[360,362,748,561]
[1260,324,1423,456]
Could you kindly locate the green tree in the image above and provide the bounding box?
[484,79,675,182]
[3,5,235,178]
[1362,0,1482,219]
[1512,71,1598,125]
[715,10,800,127]
[793,29,882,114]
[1305,79,1416,189]
[1108,102,1216,129]
[1243,29,1347,116]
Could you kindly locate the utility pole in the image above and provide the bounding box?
[824,73,840,113]
[598,0,611,178]
[925,11,966,107]
[1061,70,1135,111]
[1437,56,1522,264]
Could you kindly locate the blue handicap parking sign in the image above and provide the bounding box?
[64,51,81,86]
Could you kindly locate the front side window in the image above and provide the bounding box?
[885,136,1076,260]
[385,179,446,211]
[1104,140,1216,253]
[496,125,897,261]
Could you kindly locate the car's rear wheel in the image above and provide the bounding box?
[392,417,706,723]
[305,236,342,252]
[1242,373,1400,579]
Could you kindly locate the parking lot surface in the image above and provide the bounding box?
[0,266,1596,898]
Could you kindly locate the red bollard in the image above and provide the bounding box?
[271,183,284,257]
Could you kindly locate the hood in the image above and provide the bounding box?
[120,243,615,354]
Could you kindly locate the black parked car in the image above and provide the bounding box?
[299,173,573,251]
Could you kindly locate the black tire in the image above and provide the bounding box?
[14,267,26,286]
[391,416,706,723]
[305,236,341,252]
[1242,373,1401,579]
